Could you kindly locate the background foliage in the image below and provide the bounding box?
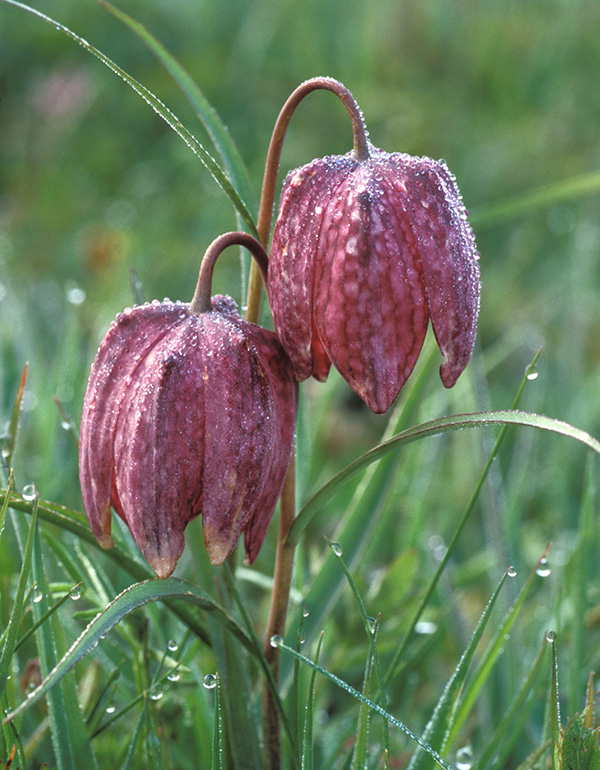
[1,0,600,768]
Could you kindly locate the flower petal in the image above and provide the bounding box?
[313,156,429,413]
[386,154,481,387]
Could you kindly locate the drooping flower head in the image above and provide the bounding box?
[267,90,480,414]
[79,235,297,578]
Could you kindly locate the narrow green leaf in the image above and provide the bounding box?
[447,548,552,750]
[99,0,257,217]
[0,495,38,699]
[351,631,375,770]
[289,408,600,547]
[31,524,98,770]
[274,638,455,770]
[0,0,258,236]
[15,582,82,652]
[1,492,212,645]
[549,632,561,770]
[476,635,549,770]
[471,168,600,229]
[0,472,13,545]
[129,266,146,306]
[211,673,223,770]
[407,570,508,770]
[1,364,28,475]
[3,578,252,723]
[302,632,324,770]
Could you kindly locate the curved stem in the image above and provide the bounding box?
[190,231,268,315]
[245,77,370,326]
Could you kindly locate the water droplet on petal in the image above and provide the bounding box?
[329,541,343,557]
[22,484,37,501]
[203,673,218,689]
[536,558,551,577]
[507,566,517,578]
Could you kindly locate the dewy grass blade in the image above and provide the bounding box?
[99,0,257,218]
[476,635,549,770]
[0,0,258,237]
[0,494,39,700]
[548,632,561,770]
[31,524,98,770]
[406,570,509,770]
[447,547,552,752]
[1,491,211,645]
[0,472,13,544]
[3,578,253,723]
[15,582,83,652]
[325,538,390,764]
[302,631,324,770]
[210,673,223,770]
[272,638,455,770]
[288,409,600,547]
[3,364,28,472]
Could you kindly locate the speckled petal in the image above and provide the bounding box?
[384,153,481,387]
[313,156,430,414]
[79,302,188,551]
[269,156,356,381]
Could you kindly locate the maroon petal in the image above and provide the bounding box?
[384,153,481,387]
[79,302,187,551]
[313,156,430,413]
[269,156,356,381]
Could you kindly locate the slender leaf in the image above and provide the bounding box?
[4,578,253,723]
[447,548,553,749]
[211,673,223,770]
[273,638,455,770]
[99,0,257,217]
[471,168,600,229]
[2,363,28,472]
[302,632,324,770]
[0,496,38,699]
[31,524,98,770]
[0,0,258,236]
[407,570,508,770]
[289,408,600,547]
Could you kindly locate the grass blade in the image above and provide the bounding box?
[406,570,509,770]
[4,578,253,723]
[0,0,258,236]
[0,364,27,476]
[99,0,257,217]
[289,407,600,547]
[302,632,324,770]
[0,495,39,699]
[31,522,98,769]
[273,637,455,770]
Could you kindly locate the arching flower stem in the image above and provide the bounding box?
[190,231,268,315]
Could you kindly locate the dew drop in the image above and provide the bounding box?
[32,584,43,603]
[366,616,377,634]
[536,558,551,577]
[302,604,310,618]
[329,541,343,557]
[203,673,218,690]
[167,639,178,652]
[66,286,86,305]
[526,366,539,381]
[105,704,116,714]
[149,686,163,701]
[456,745,474,770]
[69,585,82,601]
[167,670,181,682]
[415,620,437,635]
[270,634,283,648]
[546,630,557,643]
[22,484,37,501]
[298,630,306,645]
[507,566,517,578]
[60,419,71,431]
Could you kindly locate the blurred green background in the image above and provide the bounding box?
[1,0,600,763]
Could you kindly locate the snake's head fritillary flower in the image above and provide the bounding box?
[79,295,297,578]
[268,145,480,414]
